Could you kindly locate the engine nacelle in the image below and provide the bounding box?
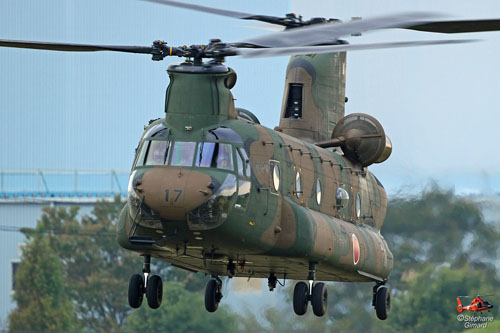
[331,113,392,167]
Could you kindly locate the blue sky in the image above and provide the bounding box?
[0,0,288,169]
[294,0,500,194]
[1,0,500,194]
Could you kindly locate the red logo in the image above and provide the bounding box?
[352,234,360,265]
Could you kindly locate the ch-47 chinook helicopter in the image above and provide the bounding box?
[3,0,500,320]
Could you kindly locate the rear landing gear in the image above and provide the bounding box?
[312,282,328,317]
[373,283,391,320]
[293,281,309,315]
[205,276,223,312]
[292,281,328,317]
[128,254,163,309]
[292,262,328,317]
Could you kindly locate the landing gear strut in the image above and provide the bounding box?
[128,254,163,309]
[292,262,328,317]
[205,276,223,312]
[373,282,391,320]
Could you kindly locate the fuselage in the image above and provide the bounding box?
[117,117,393,282]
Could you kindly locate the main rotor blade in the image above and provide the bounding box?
[0,39,154,54]
[236,12,441,48]
[236,39,477,58]
[143,0,286,26]
[405,19,500,34]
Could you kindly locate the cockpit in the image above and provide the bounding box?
[133,124,250,178]
[129,123,252,229]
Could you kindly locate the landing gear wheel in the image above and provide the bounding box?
[312,282,328,317]
[128,274,144,309]
[146,275,163,309]
[293,281,309,316]
[205,278,222,312]
[375,286,391,320]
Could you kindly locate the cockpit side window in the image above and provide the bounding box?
[237,148,251,177]
[216,143,233,170]
[144,123,168,139]
[170,142,196,166]
[195,142,234,171]
[145,140,170,166]
[236,148,245,176]
[135,141,149,167]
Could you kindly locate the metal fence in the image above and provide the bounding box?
[0,169,129,200]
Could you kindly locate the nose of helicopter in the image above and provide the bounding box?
[133,167,213,221]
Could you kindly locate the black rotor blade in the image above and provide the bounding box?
[235,39,477,58]
[143,0,287,26]
[405,19,500,34]
[236,12,441,48]
[0,39,154,54]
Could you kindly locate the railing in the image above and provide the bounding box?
[0,169,129,201]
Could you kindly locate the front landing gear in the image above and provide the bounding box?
[128,274,144,308]
[128,254,163,309]
[205,276,223,312]
[373,283,391,320]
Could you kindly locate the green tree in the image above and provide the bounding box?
[390,264,498,333]
[16,198,234,332]
[35,199,143,331]
[383,185,500,283]
[125,282,238,332]
[8,233,77,331]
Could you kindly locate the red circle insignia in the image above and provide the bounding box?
[352,234,360,265]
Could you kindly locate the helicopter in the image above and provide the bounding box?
[2,0,500,320]
[457,295,495,313]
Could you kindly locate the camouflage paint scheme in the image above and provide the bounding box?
[117,54,393,283]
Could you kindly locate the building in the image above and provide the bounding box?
[0,169,128,323]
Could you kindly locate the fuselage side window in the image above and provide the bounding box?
[170,141,196,166]
[356,193,361,218]
[316,178,322,205]
[270,160,280,193]
[145,140,170,166]
[336,187,349,208]
[295,171,302,198]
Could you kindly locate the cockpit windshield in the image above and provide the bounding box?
[170,141,197,166]
[145,140,169,165]
[135,139,241,172]
[195,142,233,171]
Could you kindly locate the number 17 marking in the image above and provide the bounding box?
[165,189,182,202]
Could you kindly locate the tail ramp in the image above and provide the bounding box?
[278,52,347,143]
